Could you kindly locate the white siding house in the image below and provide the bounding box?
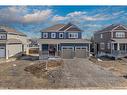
[0,26,28,59]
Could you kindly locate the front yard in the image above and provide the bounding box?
[0,56,127,89]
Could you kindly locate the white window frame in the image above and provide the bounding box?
[59,33,64,38]
[0,34,6,39]
[51,33,56,38]
[68,33,78,38]
[107,43,110,49]
[100,43,105,50]
[43,33,48,38]
[115,32,125,38]
[100,34,103,38]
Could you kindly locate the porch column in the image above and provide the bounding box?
[39,44,42,59]
[111,43,113,54]
[88,43,90,57]
[56,44,59,56]
[125,44,127,52]
[117,43,120,50]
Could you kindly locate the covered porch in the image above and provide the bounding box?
[111,39,127,58]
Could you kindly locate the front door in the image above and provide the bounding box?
[49,44,57,56]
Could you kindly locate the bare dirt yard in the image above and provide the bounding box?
[90,56,127,77]
[0,57,127,89]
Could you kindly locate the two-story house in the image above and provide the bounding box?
[0,26,28,59]
[38,23,91,59]
[94,24,127,59]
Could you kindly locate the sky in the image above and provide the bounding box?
[0,6,127,39]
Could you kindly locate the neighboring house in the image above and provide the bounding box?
[28,38,39,54]
[0,26,28,59]
[94,24,127,59]
[29,38,39,48]
[38,23,91,59]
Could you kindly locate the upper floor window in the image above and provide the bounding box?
[115,32,125,38]
[51,33,56,38]
[0,34,6,39]
[43,33,48,38]
[100,34,103,38]
[59,33,63,38]
[68,33,78,38]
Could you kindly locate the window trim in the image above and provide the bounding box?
[100,34,103,38]
[107,43,110,49]
[59,33,64,38]
[115,32,125,38]
[51,33,56,38]
[68,33,78,38]
[43,33,48,38]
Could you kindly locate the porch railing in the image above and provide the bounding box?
[112,50,127,56]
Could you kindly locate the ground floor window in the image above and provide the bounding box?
[120,44,126,50]
[100,43,105,50]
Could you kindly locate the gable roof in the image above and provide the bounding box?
[41,23,82,32]
[95,24,127,34]
[0,26,27,36]
[42,24,65,32]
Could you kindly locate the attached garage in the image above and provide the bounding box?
[0,46,5,58]
[61,46,74,59]
[75,46,89,58]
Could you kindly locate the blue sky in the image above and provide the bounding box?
[0,6,127,39]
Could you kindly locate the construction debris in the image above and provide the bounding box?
[24,59,64,78]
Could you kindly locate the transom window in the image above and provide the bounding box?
[43,33,48,38]
[51,33,56,38]
[59,33,64,38]
[115,32,125,38]
[68,33,78,38]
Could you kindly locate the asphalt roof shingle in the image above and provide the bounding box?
[0,26,27,36]
[41,23,82,32]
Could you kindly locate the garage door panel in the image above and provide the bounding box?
[75,47,88,58]
[0,46,5,58]
[61,47,74,59]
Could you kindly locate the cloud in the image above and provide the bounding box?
[0,6,26,23]
[23,9,52,23]
[67,11,86,17]
[84,24,102,27]
[82,14,112,21]
[0,7,52,24]
[52,15,68,22]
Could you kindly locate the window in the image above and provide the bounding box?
[100,43,105,50]
[59,33,63,38]
[115,32,125,38]
[100,34,103,38]
[51,33,56,38]
[43,33,48,38]
[0,34,6,39]
[68,33,78,38]
[107,43,110,49]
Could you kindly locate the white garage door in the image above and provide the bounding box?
[0,46,5,58]
[61,46,74,59]
[75,46,88,58]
